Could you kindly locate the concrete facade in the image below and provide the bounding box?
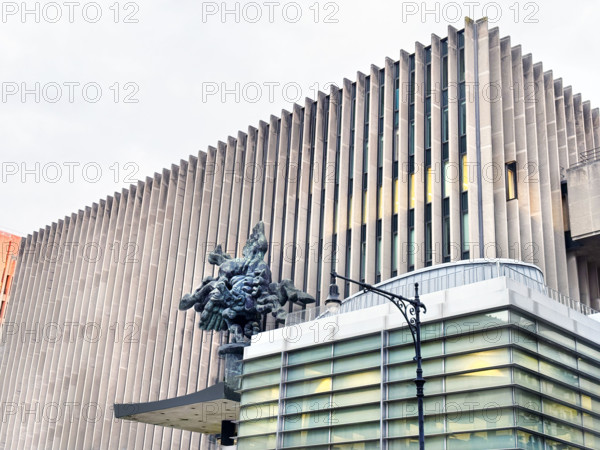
[1,17,600,449]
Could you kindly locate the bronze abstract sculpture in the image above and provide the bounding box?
[179,222,315,343]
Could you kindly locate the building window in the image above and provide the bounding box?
[409,173,416,209]
[506,161,517,200]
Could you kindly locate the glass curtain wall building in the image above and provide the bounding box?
[237,261,600,449]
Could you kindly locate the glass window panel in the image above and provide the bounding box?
[287,361,330,381]
[446,349,510,373]
[445,311,509,336]
[580,376,600,394]
[539,341,576,368]
[389,323,442,346]
[539,323,575,350]
[388,416,444,437]
[445,329,510,354]
[506,163,516,200]
[578,358,600,379]
[390,359,443,381]
[513,348,539,371]
[241,402,278,421]
[389,341,442,363]
[513,368,540,391]
[516,409,543,433]
[241,385,279,404]
[284,411,331,431]
[543,398,581,426]
[545,439,580,450]
[389,378,443,400]
[515,389,541,412]
[286,377,331,397]
[334,351,380,373]
[244,354,281,374]
[461,154,468,191]
[333,370,380,390]
[334,404,380,425]
[282,428,329,447]
[543,418,584,446]
[335,334,380,357]
[243,370,281,389]
[510,311,536,332]
[447,408,513,432]
[333,443,380,450]
[388,436,445,450]
[581,394,600,413]
[409,174,415,209]
[394,179,400,214]
[512,328,537,352]
[288,345,331,364]
[333,386,380,407]
[516,431,544,450]
[426,167,432,203]
[446,387,513,412]
[331,422,380,443]
[539,359,578,385]
[447,430,514,449]
[388,396,444,419]
[285,395,330,414]
[541,378,579,406]
[446,367,510,392]
[443,161,450,198]
[238,417,277,436]
[237,434,276,450]
[462,213,469,253]
[584,431,600,449]
[577,340,600,361]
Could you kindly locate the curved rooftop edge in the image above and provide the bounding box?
[285,259,596,326]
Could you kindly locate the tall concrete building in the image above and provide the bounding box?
[1,17,599,449]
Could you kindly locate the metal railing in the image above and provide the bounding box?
[285,262,599,326]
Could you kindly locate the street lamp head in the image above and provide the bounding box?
[325,283,342,314]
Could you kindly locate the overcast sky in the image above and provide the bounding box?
[2,0,598,236]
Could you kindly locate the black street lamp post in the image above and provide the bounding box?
[326,272,427,450]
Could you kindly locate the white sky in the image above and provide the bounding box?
[1,0,598,236]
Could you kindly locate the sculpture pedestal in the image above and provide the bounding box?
[218,342,247,392]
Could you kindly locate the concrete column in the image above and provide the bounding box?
[588,263,600,310]
[475,18,497,259]
[271,110,292,283]
[510,45,533,262]
[573,94,586,161]
[414,42,425,269]
[364,65,379,284]
[489,27,509,258]
[567,253,580,301]
[237,127,258,245]
[532,62,557,288]
[332,79,352,288]
[430,35,443,266]
[381,58,395,277]
[397,50,410,273]
[281,105,303,284]
[464,19,481,260]
[319,87,339,300]
[543,70,569,295]
[250,122,268,229]
[500,35,520,258]
[447,26,461,262]
[563,87,578,168]
[521,55,545,272]
[578,256,590,306]
[349,72,366,294]
[306,92,326,300]
[293,99,315,293]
